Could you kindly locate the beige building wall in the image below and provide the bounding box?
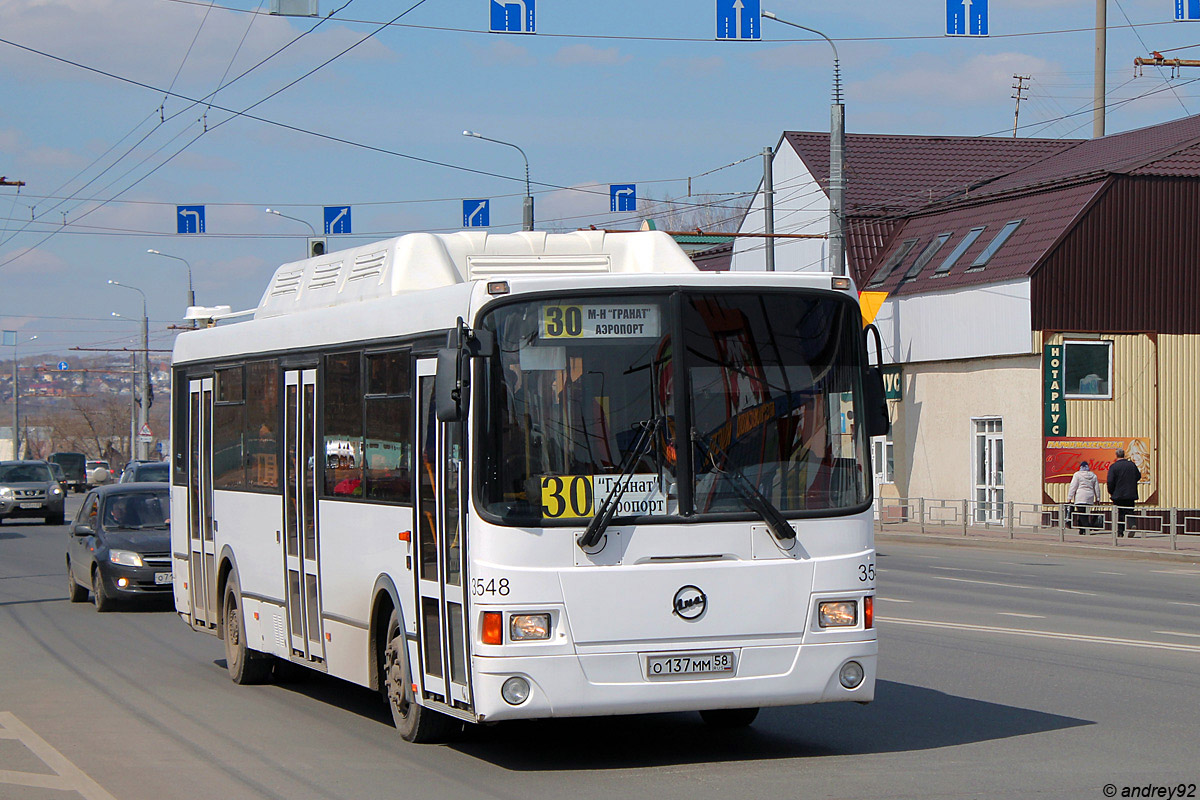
[892,355,1041,505]
[1038,332,1200,508]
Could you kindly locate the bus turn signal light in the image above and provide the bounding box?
[482,611,503,644]
[865,596,873,629]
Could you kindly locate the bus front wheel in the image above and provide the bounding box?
[223,574,272,685]
[383,610,459,743]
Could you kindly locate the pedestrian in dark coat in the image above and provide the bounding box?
[1106,448,1141,538]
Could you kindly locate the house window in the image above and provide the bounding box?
[903,233,952,280]
[873,436,894,484]
[868,238,919,286]
[968,219,1023,270]
[1063,340,1112,399]
[933,226,985,275]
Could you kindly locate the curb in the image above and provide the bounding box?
[875,529,1200,563]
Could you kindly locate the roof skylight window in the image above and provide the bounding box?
[868,238,919,286]
[933,226,985,275]
[968,219,1024,269]
[903,233,952,280]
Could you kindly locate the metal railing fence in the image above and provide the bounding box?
[874,497,1200,552]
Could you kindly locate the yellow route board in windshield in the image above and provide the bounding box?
[541,303,661,339]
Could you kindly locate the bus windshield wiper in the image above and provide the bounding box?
[578,416,664,550]
[694,434,795,543]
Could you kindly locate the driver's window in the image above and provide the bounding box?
[75,495,99,527]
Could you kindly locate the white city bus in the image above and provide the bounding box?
[170,230,888,742]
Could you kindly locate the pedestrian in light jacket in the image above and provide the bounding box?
[1066,461,1099,533]
[1106,448,1141,538]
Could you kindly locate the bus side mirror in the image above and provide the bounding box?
[436,348,465,422]
[863,323,890,437]
[864,367,890,437]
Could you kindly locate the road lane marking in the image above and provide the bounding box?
[934,576,1097,596]
[997,612,1045,619]
[1152,569,1200,576]
[0,712,118,800]
[1096,571,1124,576]
[1169,601,1200,608]
[1153,631,1200,639]
[878,617,1200,653]
[878,597,912,603]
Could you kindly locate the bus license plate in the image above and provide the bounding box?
[154,573,173,585]
[646,652,735,678]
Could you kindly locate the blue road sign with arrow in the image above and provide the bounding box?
[176,205,205,234]
[490,0,534,33]
[610,184,637,212]
[716,0,760,40]
[1177,0,1200,21]
[324,206,351,234]
[946,0,988,36]
[463,199,490,228]
[58,362,68,371]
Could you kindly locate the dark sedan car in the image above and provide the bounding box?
[119,460,170,483]
[66,483,172,611]
[0,460,67,525]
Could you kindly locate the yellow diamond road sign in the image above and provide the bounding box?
[859,291,888,327]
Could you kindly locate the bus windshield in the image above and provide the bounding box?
[478,290,869,525]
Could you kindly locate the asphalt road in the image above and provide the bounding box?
[2,497,1198,800]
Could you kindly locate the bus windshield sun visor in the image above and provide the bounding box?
[693,434,795,543]
[578,416,665,550]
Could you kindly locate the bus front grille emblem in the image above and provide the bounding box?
[673,585,707,620]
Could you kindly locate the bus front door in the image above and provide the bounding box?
[414,358,471,713]
[187,377,216,631]
[283,368,325,663]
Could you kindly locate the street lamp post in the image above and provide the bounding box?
[265,208,324,257]
[762,11,845,277]
[147,249,196,328]
[111,313,140,463]
[108,280,151,460]
[10,334,37,459]
[462,130,534,231]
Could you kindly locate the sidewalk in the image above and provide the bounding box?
[875,516,1200,561]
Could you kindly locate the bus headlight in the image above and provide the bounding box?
[839,661,865,689]
[109,550,145,567]
[818,600,857,627]
[501,677,530,705]
[510,614,550,641]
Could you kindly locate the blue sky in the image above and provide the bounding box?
[1,0,1196,358]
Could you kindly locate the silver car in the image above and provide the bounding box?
[0,460,67,525]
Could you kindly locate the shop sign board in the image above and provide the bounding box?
[1043,437,1152,484]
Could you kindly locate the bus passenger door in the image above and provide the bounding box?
[283,368,325,663]
[187,377,216,630]
[414,359,472,712]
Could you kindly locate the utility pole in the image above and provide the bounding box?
[762,146,776,272]
[1094,0,1106,138]
[1011,75,1030,138]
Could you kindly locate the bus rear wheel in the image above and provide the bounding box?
[223,574,272,685]
[383,610,459,743]
[699,708,759,728]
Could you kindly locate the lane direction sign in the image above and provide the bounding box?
[610,184,637,213]
[946,0,988,36]
[716,0,760,40]
[463,199,490,228]
[57,362,68,371]
[324,205,352,234]
[490,0,535,33]
[1177,0,1200,21]
[177,205,205,234]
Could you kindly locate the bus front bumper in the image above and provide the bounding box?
[470,639,876,722]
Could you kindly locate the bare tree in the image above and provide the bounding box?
[637,192,753,233]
